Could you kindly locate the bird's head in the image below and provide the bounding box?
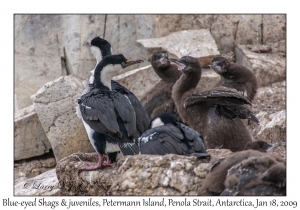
[88,37,112,63]
[149,112,180,128]
[151,51,171,69]
[170,56,201,75]
[209,57,230,75]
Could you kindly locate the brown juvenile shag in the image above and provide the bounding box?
[171,56,256,152]
[140,51,182,119]
[210,56,258,102]
[200,150,286,196]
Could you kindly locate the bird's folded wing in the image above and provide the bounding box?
[78,91,119,134]
[112,80,150,134]
[139,124,187,155]
[185,89,251,107]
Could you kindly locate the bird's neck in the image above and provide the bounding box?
[173,71,201,97]
[94,64,117,91]
[155,64,182,83]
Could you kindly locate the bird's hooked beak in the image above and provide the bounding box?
[158,53,168,64]
[170,58,186,71]
[86,41,91,47]
[121,59,144,68]
[209,61,226,74]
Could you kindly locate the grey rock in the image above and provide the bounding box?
[235,44,286,87]
[246,81,286,154]
[56,150,232,196]
[14,15,64,110]
[14,157,56,180]
[137,29,220,67]
[113,65,160,99]
[152,15,285,53]
[14,169,61,196]
[14,105,51,161]
[31,75,94,162]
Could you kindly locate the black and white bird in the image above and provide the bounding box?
[171,56,258,152]
[139,112,209,158]
[76,37,149,169]
[77,54,143,172]
[87,37,150,135]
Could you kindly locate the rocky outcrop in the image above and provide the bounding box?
[14,156,56,180]
[244,81,286,159]
[14,105,51,161]
[31,74,94,162]
[137,29,220,67]
[14,169,61,196]
[56,150,232,196]
[235,43,286,87]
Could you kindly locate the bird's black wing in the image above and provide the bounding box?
[184,88,256,122]
[139,124,188,155]
[218,105,259,123]
[185,89,251,107]
[176,122,210,158]
[110,91,136,138]
[79,89,120,136]
[78,89,136,142]
[112,80,150,134]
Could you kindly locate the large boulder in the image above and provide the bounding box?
[14,105,51,161]
[56,150,232,196]
[235,43,286,87]
[137,29,220,67]
[31,74,94,162]
[152,15,286,53]
[14,169,61,196]
[14,156,56,180]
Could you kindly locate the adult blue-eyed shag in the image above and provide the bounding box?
[77,37,149,168]
[77,54,143,172]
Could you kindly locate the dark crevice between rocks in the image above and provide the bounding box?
[234,20,240,41]
[103,14,107,39]
[14,149,55,164]
[63,47,73,75]
[261,15,264,44]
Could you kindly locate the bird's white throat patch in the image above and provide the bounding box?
[151,118,165,128]
[90,46,102,64]
[100,64,123,90]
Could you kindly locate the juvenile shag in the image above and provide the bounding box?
[200,150,286,196]
[243,140,273,152]
[171,56,257,152]
[140,51,182,119]
[77,54,143,172]
[139,112,209,158]
[209,56,258,102]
